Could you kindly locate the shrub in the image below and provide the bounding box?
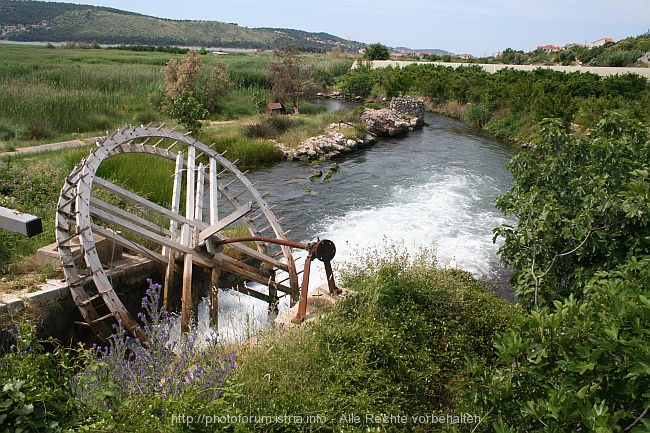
[167,91,209,132]
[465,103,492,128]
[234,244,518,431]
[74,279,238,430]
[244,116,294,139]
[0,321,79,432]
[467,255,650,432]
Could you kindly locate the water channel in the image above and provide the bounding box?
[214,105,519,341]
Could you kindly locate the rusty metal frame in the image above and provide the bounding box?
[214,236,341,322]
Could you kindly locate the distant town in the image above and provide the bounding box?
[389,37,618,60]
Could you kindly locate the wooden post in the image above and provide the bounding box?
[181,146,196,333]
[209,157,219,226]
[209,157,220,329]
[163,151,184,309]
[192,163,205,311]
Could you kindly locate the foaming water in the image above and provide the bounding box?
[210,113,518,341]
[314,168,512,282]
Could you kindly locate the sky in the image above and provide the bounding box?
[46,0,649,57]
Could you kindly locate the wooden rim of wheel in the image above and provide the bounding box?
[56,124,299,340]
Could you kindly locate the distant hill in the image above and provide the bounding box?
[0,0,366,52]
[393,47,451,56]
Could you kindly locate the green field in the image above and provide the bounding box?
[0,44,356,150]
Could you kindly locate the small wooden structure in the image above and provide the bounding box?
[56,125,338,341]
[265,102,286,116]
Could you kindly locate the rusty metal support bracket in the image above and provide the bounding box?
[214,236,340,323]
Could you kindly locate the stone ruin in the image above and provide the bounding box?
[389,95,426,126]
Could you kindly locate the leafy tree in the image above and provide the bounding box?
[468,255,650,432]
[167,91,208,132]
[269,44,312,114]
[465,103,491,128]
[250,89,269,114]
[194,60,231,113]
[339,60,375,98]
[162,50,203,102]
[493,112,650,308]
[500,48,527,65]
[465,111,650,433]
[364,43,390,60]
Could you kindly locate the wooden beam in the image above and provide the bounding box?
[197,201,253,245]
[94,176,207,231]
[0,206,42,237]
[164,151,184,308]
[91,224,168,264]
[181,146,196,333]
[231,283,274,304]
[90,197,169,236]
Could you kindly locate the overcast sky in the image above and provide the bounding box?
[47,0,649,56]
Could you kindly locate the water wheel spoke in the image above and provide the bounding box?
[198,201,253,244]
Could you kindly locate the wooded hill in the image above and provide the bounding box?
[0,0,365,52]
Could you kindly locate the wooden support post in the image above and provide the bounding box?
[209,157,220,328]
[192,163,205,311]
[181,146,196,333]
[209,157,219,225]
[164,152,184,309]
[194,163,205,241]
[210,268,220,329]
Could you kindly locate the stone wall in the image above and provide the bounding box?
[389,96,425,126]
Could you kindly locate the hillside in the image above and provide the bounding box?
[0,0,365,51]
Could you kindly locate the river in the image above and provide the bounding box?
[214,109,518,341]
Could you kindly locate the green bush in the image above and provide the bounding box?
[493,113,650,308]
[467,255,650,432]
[234,244,518,431]
[465,103,492,128]
[0,321,79,432]
[167,91,209,132]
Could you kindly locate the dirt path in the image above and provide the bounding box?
[0,139,92,157]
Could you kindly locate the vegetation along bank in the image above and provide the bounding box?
[0,39,649,432]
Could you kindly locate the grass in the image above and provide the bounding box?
[0,45,167,146]
[225,244,518,432]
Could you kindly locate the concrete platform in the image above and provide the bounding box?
[274,285,354,328]
[1,252,161,343]
[37,234,122,268]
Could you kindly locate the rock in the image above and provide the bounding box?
[361,108,413,137]
[276,96,425,160]
[279,123,374,161]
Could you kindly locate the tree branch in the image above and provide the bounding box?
[530,227,595,306]
[625,406,649,432]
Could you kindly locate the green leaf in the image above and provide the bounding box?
[19,402,34,415]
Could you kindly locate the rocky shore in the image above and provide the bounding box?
[279,96,426,161]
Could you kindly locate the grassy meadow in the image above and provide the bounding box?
[0,44,356,150]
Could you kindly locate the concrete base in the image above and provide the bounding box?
[37,234,123,267]
[274,285,354,328]
[1,252,162,345]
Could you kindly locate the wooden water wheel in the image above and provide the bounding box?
[55,125,312,340]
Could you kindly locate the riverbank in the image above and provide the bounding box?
[278,96,426,160]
